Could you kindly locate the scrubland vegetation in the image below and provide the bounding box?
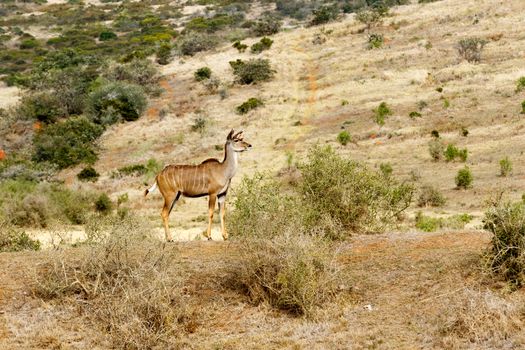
[2,0,525,348]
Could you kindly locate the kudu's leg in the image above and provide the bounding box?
[206,194,217,240]
[161,192,180,242]
[218,195,228,240]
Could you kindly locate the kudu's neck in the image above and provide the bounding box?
[221,142,239,179]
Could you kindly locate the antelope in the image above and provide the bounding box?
[144,129,251,242]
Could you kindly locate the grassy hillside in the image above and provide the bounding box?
[2,0,525,348]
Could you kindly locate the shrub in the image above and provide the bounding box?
[250,37,273,54]
[236,97,263,114]
[444,144,459,162]
[103,59,160,93]
[299,145,413,235]
[500,157,512,177]
[34,216,190,348]
[194,67,211,81]
[367,33,383,49]
[228,233,341,317]
[516,77,525,93]
[99,30,117,41]
[178,33,217,56]
[232,40,247,53]
[191,115,208,134]
[484,200,525,286]
[521,101,525,114]
[431,130,440,138]
[228,174,302,239]
[252,16,281,36]
[455,166,473,189]
[418,184,446,207]
[428,138,445,161]
[0,221,40,252]
[379,162,393,177]
[156,42,172,65]
[77,166,100,182]
[337,130,351,145]
[95,193,113,215]
[229,58,274,85]
[373,102,392,126]
[409,111,422,119]
[310,5,339,26]
[16,92,65,123]
[114,164,147,178]
[32,116,104,169]
[415,211,442,232]
[86,81,147,125]
[457,38,488,63]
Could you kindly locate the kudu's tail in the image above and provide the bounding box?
[144,181,158,197]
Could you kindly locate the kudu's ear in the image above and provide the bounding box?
[227,129,234,140]
[233,130,244,140]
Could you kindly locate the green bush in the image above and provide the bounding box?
[77,166,100,182]
[484,200,525,286]
[103,59,160,94]
[310,5,339,26]
[194,67,212,81]
[428,138,445,161]
[367,33,383,49]
[379,162,393,177]
[95,193,113,215]
[415,212,442,232]
[156,42,172,65]
[250,37,273,54]
[444,144,468,162]
[252,16,281,36]
[455,166,473,189]
[418,184,446,207]
[99,30,117,41]
[32,116,104,169]
[0,222,40,252]
[457,38,487,63]
[228,233,341,318]
[230,58,274,85]
[500,157,512,177]
[228,174,301,239]
[521,101,525,114]
[337,130,351,145]
[299,145,413,235]
[236,97,263,114]
[516,77,525,93]
[409,111,422,118]
[16,92,65,124]
[373,102,392,126]
[86,81,147,125]
[232,40,248,53]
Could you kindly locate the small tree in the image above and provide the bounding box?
[310,5,339,26]
[428,139,445,161]
[455,166,473,189]
[373,102,392,126]
[457,38,487,63]
[252,16,281,36]
[500,157,512,177]
[77,166,100,182]
[355,8,383,31]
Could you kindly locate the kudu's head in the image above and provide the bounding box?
[226,129,251,152]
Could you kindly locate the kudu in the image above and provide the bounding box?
[144,129,251,241]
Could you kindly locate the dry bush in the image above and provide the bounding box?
[437,289,525,348]
[0,220,40,252]
[34,216,193,349]
[484,200,525,287]
[227,232,343,318]
[418,184,446,207]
